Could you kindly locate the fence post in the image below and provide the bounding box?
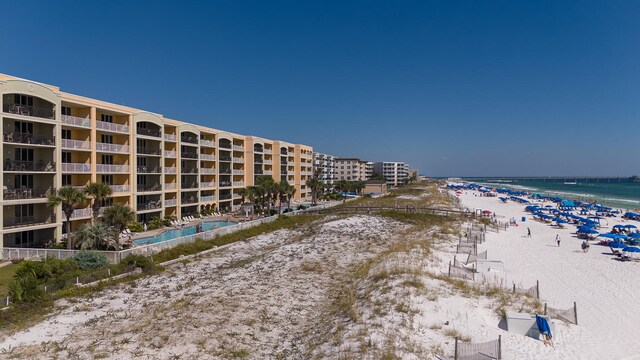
[536,280,540,299]
[498,335,502,359]
[76,276,80,285]
[108,268,111,277]
[448,261,451,277]
[454,337,458,360]
[512,283,516,294]
[574,302,578,325]
[544,303,547,315]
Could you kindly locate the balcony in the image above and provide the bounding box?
[254,169,263,175]
[137,183,162,192]
[200,154,215,161]
[110,185,130,193]
[96,164,129,173]
[61,139,91,151]
[137,166,161,174]
[3,187,54,200]
[219,193,232,200]
[4,214,56,229]
[219,181,232,188]
[219,169,231,175]
[61,115,91,128]
[165,198,177,206]
[165,166,177,174]
[136,127,161,138]
[218,142,231,149]
[201,181,215,189]
[182,167,198,174]
[181,151,198,159]
[182,182,199,189]
[164,133,177,142]
[4,160,54,175]
[70,208,92,220]
[200,139,215,147]
[200,168,215,174]
[164,150,177,158]
[233,181,244,187]
[219,156,231,162]
[181,196,199,205]
[232,145,244,152]
[201,195,215,202]
[97,121,129,134]
[264,170,273,175]
[164,183,177,190]
[180,134,199,144]
[97,143,129,153]
[137,146,162,156]
[232,169,244,175]
[137,201,162,211]
[61,162,90,173]
[232,157,244,163]
[264,149,273,154]
[3,104,55,120]
[264,160,273,165]
[3,132,55,146]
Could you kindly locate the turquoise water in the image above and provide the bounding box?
[474,179,640,210]
[134,221,237,245]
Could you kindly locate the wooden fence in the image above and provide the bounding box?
[545,302,578,325]
[455,336,501,359]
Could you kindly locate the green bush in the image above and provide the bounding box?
[72,251,108,270]
[120,255,155,272]
[147,216,163,230]
[8,273,45,303]
[128,222,143,232]
[14,258,78,283]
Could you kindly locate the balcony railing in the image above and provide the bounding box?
[232,157,244,163]
[136,166,161,174]
[219,194,232,200]
[4,214,55,228]
[96,164,129,173]
[165,167,177,174]
[232,169,244,175]
[70,208,92,220]
[3,104,55,119]
[218,142,231,149]
[254,169,263,175]
[61,139,91,150]
[61,115,91,128]
[264,149,273,154]
[164,150,177,158]
[164,183,177,190]
[3,132,55,146]
[264,170,273,175]
[180,135,199,144]
[181,197,199,205]
[200,154,215,161]
[219,169,231,175]
[165,199,177,206]
[201,181,215,188]
[137,201,162,211]
[219,156,231,162]
[219,181,232,187]
[182,182,199,189]
[3,187,54,200]
[137,183,162,192]
[181,151,198,159]
[233,181,244,187]
[201,195,215,202]
[182,167,198,174]
[200,168,215,174]
[136,127,161,137]
[110,185,130,193]
[4,160,55,173]
[200,139,215,147]
[96,121,129,134]
[96,143,129,153]
[61,162,90,173]
[164,133,177,141]
[137,146,162,155]
[264,160,273,165]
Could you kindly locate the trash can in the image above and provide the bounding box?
[521,217,526,222]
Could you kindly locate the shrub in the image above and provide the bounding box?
[14,258,78,283]
[72,251,108,270]
[121,255,155,272]
[128,222,143,232]
[8,273,45,303]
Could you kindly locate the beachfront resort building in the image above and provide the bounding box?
[313,152,337,186]
[0,74,313,249]
[374,162,410,187]
[335,158,373,182]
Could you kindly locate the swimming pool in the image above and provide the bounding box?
[133,221,237,245]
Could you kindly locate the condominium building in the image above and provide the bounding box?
[336,158,372,181]
[0,74,313,249]
[313,152,337,186]
[373,162,410,187]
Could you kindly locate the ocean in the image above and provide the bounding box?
[470,179,640,211]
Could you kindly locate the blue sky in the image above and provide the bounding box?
[1,1,639,176]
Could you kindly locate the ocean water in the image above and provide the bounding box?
[473,179,640,210]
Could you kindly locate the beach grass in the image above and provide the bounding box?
[0,263,17,297]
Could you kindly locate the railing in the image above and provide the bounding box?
[201,195,215,202]
[3,132,55,146]
[3,187,54,200]
[264,149,273,154]
[61,139,91,150]
[182,167,198,174]
[4,214,55,228]
[3,103,55,119]
[200,154,215,161]
[219,169,232,175]
[137,146,162,155]
[137,183,161,192]
[200,168,215,174]
[180,135,199,144]
[201,182,216,188]
[136,166,161,174]
[219,181,232,187]
[70,208,92,220]
[164,133,176,141]
[200,139,215,147]
[136,127,161,137]
[264,171,273,175]
[164,183,177,190]
[218,194,232,200]
[181,151,198,159]
[164,150,177,158]
[165,166,177,174]
[137,201,162,211]
[61,162,90,173]
[254,158,263,164]
[255,170,264,175]
[96,121,129,134]
[182,182,199,189]
[232,194,242,200]
[165,199,177,206]
[96,142,129,153]
[218,142,231,149]
[219,156,231,162]
[61,115,91,128]
[96,164,129,173]
[232,157,244,163]
[232,169,244,175]
[110,185,130,193]
[232,145,244,151]
[233,182,245,187]
[181,197,199,204]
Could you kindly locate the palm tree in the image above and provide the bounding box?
[285,183,296,211]
[74,222,119,250]
[102,203,136,238]
[306,177,323,205]
[255,175,276,214]
[277,181,291,214]
[47,186,86,249]
[84,182,113,223]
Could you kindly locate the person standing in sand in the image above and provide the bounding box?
[556,234,560,247]
[527,228,531,238]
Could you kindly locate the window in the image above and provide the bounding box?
[62,152,72,163]
[14,121,33,134]
[62,174,71,186]
[101,134,113,144]
[61,106,71,116]
[14,94,33,106]
[61,129,71,140]
[15,148,34,162]
[102,155,113,165]
[101,175,113,185]
[101,114,113,123]
[14,174,33,189]
[15,204,34,218]
[13,231,34,247]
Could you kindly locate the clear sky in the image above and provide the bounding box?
[1,1,639,177]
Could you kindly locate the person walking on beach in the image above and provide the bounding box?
[527,228,531,238]
[556,234,560,247]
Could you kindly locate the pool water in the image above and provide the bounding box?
[133,221,237,245]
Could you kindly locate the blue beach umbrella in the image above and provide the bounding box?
[613,225,626,229]
[623,246,640,253]
[609,242,627,249]
[624,225,637,229]
[629,233,640,239]
[598,234,628,240]
[554,218,568,224]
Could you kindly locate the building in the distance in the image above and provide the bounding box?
[374,162,410,187]
[0,73,313,250]
[408,168,419,181]
[336,158,373,181]
[313,152,337,186]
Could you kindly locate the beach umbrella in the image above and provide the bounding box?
[580,229,599,235]
[609,242,627,249]
[623,246,640,253]
[598,233,628,240]
[624,225,637,229]
[613,225,625,229]
[554,218,568,224]
[482,210,493,215]
[628,233,640,239]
